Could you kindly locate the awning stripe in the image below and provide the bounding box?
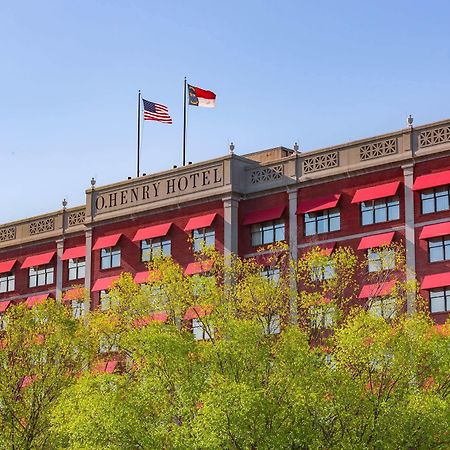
[358,232,395,250]
[92,234,122,251]
[413,169,450,191]
[184,260,213,275]
[0,259,16,274]
[358,280,396,299]
[132,222,172,242]
[351,181,400,204]
[421,272,450,290]
[91,275,120,292]
[419,221,450,240]
[62,246,86,261]
[243,206,285,226]
[25,294,49,308]
[184,213,217,231]
[21,251,55,269]
[297,194,341,214]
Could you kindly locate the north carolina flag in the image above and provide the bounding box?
[188,84,216,108]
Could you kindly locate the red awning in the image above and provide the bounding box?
[93,360,118,374]
[92,275,120,292]
[421,272,450,290]
[413,169,450,191]
[25,294,49,308]
[0,301,11,313]
[63,287,85,301]
[133,312,168,328]
[358,280,396,298]
[243,206,285,226]
[132,222,172,241]
[0,259,16,274]
[297,194,341,214]
[358,232,395,250]
[92,234,122,251]
[61,246,86,261]
[21,251,55,269]
[184,260,213,275]
[419,221,450,240]
[183,305,213,321]
[351,181,400,203]
[21,375,37,389]
[184,213,217,231]
[134,270,161,284]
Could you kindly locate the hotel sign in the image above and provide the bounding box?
[94,164,224,214]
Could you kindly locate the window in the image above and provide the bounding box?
[141,238,171,262]
[192,318,213,340]
[368,297,396,319]
[100,290,111,311]
[68,258,85,280]
[309,306,335,329]
[361,197,400,225]
[0,314,7,331]
[428,236,450,262]
[367,248,396,272]
[429,288,450,313]
[261,267,281,284]
[311,262,335,281]
[71,300,85,319]
[0,272,15,293]
[29,266,54,288]
[193,227,215,251]
[251,220,285,246]
[100,246,121,270]
[421,186,450,214]
[265,314,281,334]
[99,334,119,353]
[304,209,340,236]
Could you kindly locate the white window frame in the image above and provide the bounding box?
[141,237,171,262]
[429,288,450,313]
[367,248,396,272]
[361,197,400,226]
[368,296,397,319]
[100,246,121,270]
[304,208,340,237]
[0,272,15,293]
[192,318,213,340]
[309,305,336,329]
[68,258,85,280]
[29,265,54,288]
[193,227,215,252]
[251,220,285,246]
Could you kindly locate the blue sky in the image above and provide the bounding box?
[1,1,450,223]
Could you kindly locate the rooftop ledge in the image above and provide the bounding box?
[1,117,450,249]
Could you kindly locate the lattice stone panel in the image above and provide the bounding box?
[29,218,54,235]
[302,152,339,174]
[360,138,397,161]
[419,126,450,148]
[250,164,284,184]
[0,227,16,242]
[68,211,86,226]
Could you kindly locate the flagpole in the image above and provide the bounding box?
[182,77,187,166]
[137,90,141,177]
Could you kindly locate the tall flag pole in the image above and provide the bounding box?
[182,77,187,166]
[137,90,141,177]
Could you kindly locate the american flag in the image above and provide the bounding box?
[142,98,172,124]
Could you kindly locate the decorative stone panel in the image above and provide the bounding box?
[0,227,16,242]
[68,211,86,226]
[250,164,283,184]
[302,151,339,174]
[360,138,397,161]
[29,218,54,235]
[419,126,450,148]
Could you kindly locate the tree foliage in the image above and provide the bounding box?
[0,246,448,449]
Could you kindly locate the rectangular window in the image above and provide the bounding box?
[361,197,400,226]
[29,266,54,288]
[141,238,171,262]
[310,263,335,281]
[193,227,215,252]
[261,267,281,284]
[368,297,396,319]
[428,236,450,262]
[0,314,6,331]
[68,258,85,280]
[429,288,450,313]
[192,318,213,340]
[251,220,285,246]
[100,290,111,311]
[100,246,121,270]
[421,186,450,214]
[367,248,396,272]
[265,314,281,335]
[304,209,340,237]
[309,306,335,329]
[71,300,85,319]
[0,272,15,293]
